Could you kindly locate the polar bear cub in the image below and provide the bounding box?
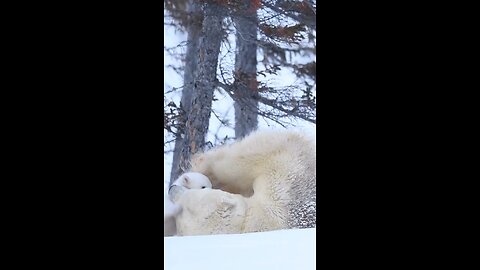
[171,172,212,190]
[164,172,212,236]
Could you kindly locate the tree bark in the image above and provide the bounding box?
[170,1,203,184]
[176,3,226,178]
[232,6,258,139]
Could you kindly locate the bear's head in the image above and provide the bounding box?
[172,172,212,190]
[170,187,247,236]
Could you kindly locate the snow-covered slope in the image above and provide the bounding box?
[165,228,316,270]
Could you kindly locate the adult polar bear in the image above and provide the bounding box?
[170,129,316,235]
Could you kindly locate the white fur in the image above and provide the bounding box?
[164,172,212,236]
[173,130,316,236]
[164,196,181,236]
[171,172,212,189]
[173,188,247,236]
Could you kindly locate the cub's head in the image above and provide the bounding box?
[171,172,212,190]
[173,188,247,236]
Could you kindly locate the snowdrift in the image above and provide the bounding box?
[165,228,316,270]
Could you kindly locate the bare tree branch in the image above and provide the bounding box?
[215,80,316,124]
[262,1,316,30]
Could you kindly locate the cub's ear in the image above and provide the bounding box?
[183,175,190,185]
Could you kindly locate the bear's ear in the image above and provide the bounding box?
[221,197,237,210]
[183,175,190,185]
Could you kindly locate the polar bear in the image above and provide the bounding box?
[170,172,212,190]
[170,186,248,235]
[170,129,316,235]
[164,172,213,236]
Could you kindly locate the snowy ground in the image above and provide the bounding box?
[165,228,316,270]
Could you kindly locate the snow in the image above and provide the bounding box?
[165,228,316,270]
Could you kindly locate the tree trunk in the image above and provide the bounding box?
[169,1,203,184]
[232,6,258,139]
[176,3,226,177]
